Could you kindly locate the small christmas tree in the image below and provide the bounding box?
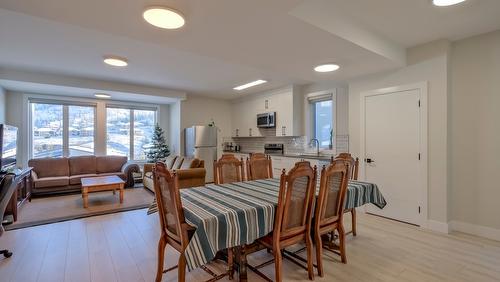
[146,124,170,163]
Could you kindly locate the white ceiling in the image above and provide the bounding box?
[0,0,499,100]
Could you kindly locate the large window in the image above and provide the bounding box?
[31,102,95,158]
[106,107,156,160]
[133,110,156,160]
[310,98,333,149]
[68,106,95,156]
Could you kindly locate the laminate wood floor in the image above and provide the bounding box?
[1,209,499,282]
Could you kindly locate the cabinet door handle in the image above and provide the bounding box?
[236,129,239,137]
[249,128,252,137]
[265,99,269,109]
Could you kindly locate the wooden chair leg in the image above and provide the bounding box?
[156,236,167,282]
[228,248,234,280]
[351,208,357,236]
[178,253,187,282]
[306,235,314,280]
[274,249,283,282]
[338,225,347,264]
[315,231,324,277]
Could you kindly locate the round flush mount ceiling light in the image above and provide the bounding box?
[314,63,340,73]
[432,0,467,7]
[94,93,111,99]
[143,6,185,29]
[103,55,128,67]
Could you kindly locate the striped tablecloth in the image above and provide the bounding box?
[148,178,386,270]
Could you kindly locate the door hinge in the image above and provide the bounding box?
[418,100,421,107]
[418,206,421,214]
[418,153,421,160]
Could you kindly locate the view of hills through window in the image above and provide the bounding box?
[31,103,155,160]
[32,103,95,158]
[106,108,155,160]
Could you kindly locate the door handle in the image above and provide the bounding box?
[365,158,374,163]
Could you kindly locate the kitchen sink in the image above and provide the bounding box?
[295,153,332,159]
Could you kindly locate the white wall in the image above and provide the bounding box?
[5,92,27,165]
[169,101,181,155]
[348,42,450,225]
[0,87,5,124]
[450,30,500,231]
[180,95,232,157]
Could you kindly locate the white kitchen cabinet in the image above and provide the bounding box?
[231,98,263,137]
[231,101,244,137]
[230,85,302,138]
[232,153,249,160]
[270,155,331,180]
[273,88,302,137]
[271,156,300,176]
[247,99,262,137]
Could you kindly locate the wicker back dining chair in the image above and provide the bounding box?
[246,153,273,181]
[214,154,244,184]
[252,161,317,282]
[153,162,233,282]
[335,153,359,180]
[314,160,349,276]
[332,153,360,236]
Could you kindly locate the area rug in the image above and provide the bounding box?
[5,187,154,231]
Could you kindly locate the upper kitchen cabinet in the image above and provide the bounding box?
[231,98,263,137]
[230,85,302,138]
[272,88,302,137]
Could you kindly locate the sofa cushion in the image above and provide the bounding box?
[164,155,178,169]
[96,156,127,173]
[34,176,70,188]
[69,174,98,185]
[69,156,96,176]
[179,157,201,169]
[29,158,69,178]
[143,175,154,192]
[172,157,184,170]
[97,172,126,180]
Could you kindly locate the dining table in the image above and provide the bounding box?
[147,177,386,281]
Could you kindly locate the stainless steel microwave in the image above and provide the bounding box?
[257,112,276,128]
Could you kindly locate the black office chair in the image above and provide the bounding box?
[0,174,16,258]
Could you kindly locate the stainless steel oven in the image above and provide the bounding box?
[264,143,284,155]
[257,112,276,128]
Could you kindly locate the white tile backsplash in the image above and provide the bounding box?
[223,132,349,154]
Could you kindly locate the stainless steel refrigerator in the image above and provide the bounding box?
[184,126,217,183]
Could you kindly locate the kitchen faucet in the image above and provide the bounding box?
[309,138,320,156]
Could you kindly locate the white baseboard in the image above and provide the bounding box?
[424,220,450,234]
[449,221,500,242]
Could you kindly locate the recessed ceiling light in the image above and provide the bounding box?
[103,56,128,67]
[233,80,267,91]
[314,64,340,73]
[432,0,467,7]
[95,93,111,99]
[143,6,185,29]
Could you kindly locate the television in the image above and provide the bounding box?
[0,124,18,172]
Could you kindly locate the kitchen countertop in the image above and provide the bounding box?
[223,150,333,161]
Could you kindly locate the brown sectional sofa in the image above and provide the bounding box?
[29,155,140,195]
[143,155,206,191]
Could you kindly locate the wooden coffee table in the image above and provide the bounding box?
[81,175,125,208]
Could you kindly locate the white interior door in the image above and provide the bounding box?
[363,88,423,225]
